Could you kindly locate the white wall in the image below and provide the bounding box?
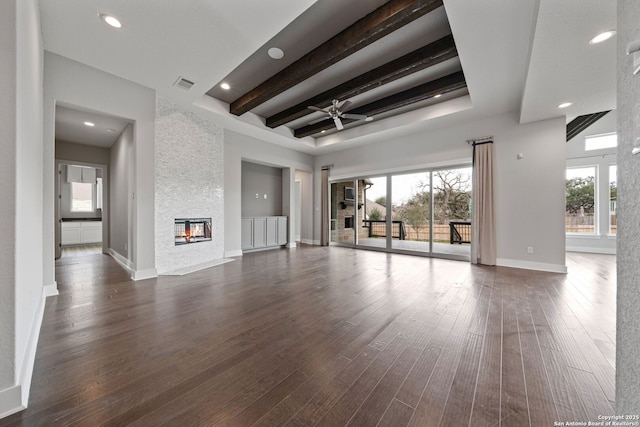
[224,130,315,257]
[566,111,617,254]
[314,112,567,272]
[155,96,224,274]
[0,0,45,417]
[0,0,18,398]
[44,52,156,281]
[616,0,640,414]
[110,124,134,264]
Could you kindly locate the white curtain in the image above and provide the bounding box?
[471,141,496,265]
[320,167,330,246]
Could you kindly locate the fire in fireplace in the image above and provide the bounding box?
[174,218,212,245]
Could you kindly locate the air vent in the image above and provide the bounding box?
[174,76,195,91]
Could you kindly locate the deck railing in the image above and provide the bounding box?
[449,221,471,244]
[363,220,406,240]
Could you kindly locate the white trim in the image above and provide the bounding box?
[300,238,316,245]
[132,268,158,281]
[496,258,568,273]
[1,287,48,418]
[566,246,616,255]
[286,242,297,248]
[0,386,24,419]
[225,250,243,258]
[43,280,59,297]
[108,248,133,272]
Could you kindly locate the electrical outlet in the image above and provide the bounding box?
[264,194,268,199]
[527,247,533,254]
[255,193,259,199]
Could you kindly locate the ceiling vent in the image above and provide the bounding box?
[174,76,195,90]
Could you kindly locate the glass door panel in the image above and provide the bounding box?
[431,167,472,258]
[330,180,356,245]
[357,176,388,249]
[391,172,430,253]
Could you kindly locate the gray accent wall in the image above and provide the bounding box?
[616,0,640,414]
[241,161,283,217]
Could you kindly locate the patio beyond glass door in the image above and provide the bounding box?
[431,167,472,257]
[330,180,357,245]
[358,176,388,249]
[392,172,430,253]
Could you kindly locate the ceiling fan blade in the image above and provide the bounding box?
[337,100,352,110]
[333,116,344,130]
[308,106,327,113]
[342,113,368,120]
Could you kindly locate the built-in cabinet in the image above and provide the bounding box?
[241,216,287,251]
[61,221,102,245]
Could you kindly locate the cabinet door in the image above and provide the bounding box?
[266,217,278,247]
[61,223,81,245]
[253,218,267,248]
[241,219,254,249]
[277,217,287,245]
[82,223,102,243]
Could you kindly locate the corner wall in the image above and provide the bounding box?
[616,0,640,413]
[314,112,567,272]
[155,96,224,274]
[0,0,45,417]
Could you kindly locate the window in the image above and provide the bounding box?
[96,177,103,210]
[71,182,94,212]
[609,164,617,235]
[565,167,596,234]
[585,133,617,151]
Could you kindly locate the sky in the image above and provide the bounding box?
[362,168,472,206]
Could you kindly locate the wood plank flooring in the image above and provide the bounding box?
[0,248,616,426]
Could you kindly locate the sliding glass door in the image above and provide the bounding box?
[329,164,472,261]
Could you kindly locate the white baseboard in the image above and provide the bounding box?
[43,280,58,297]
[286,242,297,249]
[0,286,48,419]
[132,269,158,281]
[108,249,157,281]
[497,258,568,274]
[0,385,24,419]
[300,239,320,245]
[225,250,243,258]
[566,246,616,255]
[109,248,133,272]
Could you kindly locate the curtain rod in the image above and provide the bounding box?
[466,136,494,144]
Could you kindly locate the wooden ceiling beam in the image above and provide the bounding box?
[566,110,611,141]
[265,34,458,128]
[229,0,444,116]
[294,70,466,138]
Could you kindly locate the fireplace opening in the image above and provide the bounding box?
[175,218,212,245]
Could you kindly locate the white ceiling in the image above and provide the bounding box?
[55,105,131,147]
[39,0,617,153]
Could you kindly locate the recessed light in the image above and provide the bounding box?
[434,94,442,98]
[589,30,616,45]
[558,102,572,109]
[99,13,122,29]
[106,128,116,133]
[365,117,374,122]
[220,82,231,90]
[268,47,285,60]
[84,121,95,127]
[321,130,326,133]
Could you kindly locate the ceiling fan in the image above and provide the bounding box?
[307,99,371,131]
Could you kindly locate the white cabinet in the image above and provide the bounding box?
[241,216,287,251]
[61,221,102,245]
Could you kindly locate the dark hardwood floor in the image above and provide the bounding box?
[1,247,615,426]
